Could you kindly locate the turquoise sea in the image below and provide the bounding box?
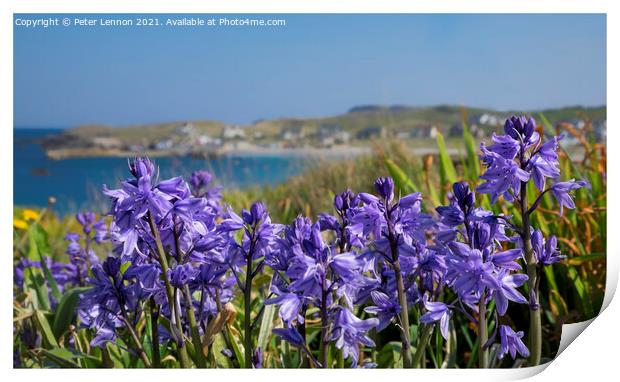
[14,128,310,215]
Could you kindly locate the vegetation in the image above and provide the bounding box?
[13,112,605,368]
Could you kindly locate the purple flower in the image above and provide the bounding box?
[551,179,589,216]
[128,157,155,180]
[252,347,263,369]
[364,291,401,332]
[188,170,212,195]
[374,177,395,203]
[492,270,528,316]
[436,204,464,227]
[532,230,565,265]
[529,155,560,191]
[527,135,563,191]
[92,219,108,243]
[265,292,302,325]
[498,325,529,360]
[489,249,523,271]
[447,243,497,299]
[477,147,530,203]
[419,298,451,340]
[503,115,538,147]
[76,212,96,234]
[77,257,127,347]
[272,326,305,347]
[168,263,197,288]
[487,133,520,160]
[330,306,379,368]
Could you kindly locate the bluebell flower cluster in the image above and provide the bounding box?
[14,114,590,368]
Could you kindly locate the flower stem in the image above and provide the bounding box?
[183,285,207,368]
[392,258,413,368]
[149,297,161,368]
[520,183,542,366]
[319,287,329,368]
[244,253,254,368]
[147,212,190,368]
[478,292,489,368]
[119,309,151,368]
[412,324,433,367]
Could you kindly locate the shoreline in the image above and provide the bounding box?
[44,144,375,160]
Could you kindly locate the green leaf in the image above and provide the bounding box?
[462,119,480,181]
[40,348,81,368]
[225,326,245,368]
[211,333,233,368]
[567,267,593,318]
[53,287,90,339]
[436,130,457,197]
[385,158,418,194]
[537,112,554,132]
[442,321,458,368]
[377,341,402,368]
[38,249,61,303]
[24,266,50,312]
[34,310,59,348]
[257,303,276,354]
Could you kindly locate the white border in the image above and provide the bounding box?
[2,1,616,381]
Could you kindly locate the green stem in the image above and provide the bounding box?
[336,348,344,368]
[183,285,206,368]
[412,324,433,368]
[119,310,151,368]
[393,259,413,368]
[147,212,190,368]
[101,345,114,368]
[521,183,542,366]
[244,253,254,368]
[149,298,161,368]
[319,288,329,368]
[478,293,489,368]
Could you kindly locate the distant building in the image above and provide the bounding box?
[222,125,246,140]
[177,122,196,136]
[356,126,387,140]
[411,124,438,139]
[92,137,122,149]
[281,125,305,141]
[317,124,350,145]
[155,139,174,150]
[594,120,607,141]
[449,122,484,138]
[476,113,502,126]
[197,135,222,146]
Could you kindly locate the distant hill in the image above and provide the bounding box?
[40,104,606,159]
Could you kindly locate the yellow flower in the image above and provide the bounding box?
[22,209,40,221]
[13,218,28,230]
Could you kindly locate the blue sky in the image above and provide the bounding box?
[14,14,606,128]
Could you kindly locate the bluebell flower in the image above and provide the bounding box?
[419,298,451,340]
[492,270,528,316]
[498,325,529,360]
[330,306,379,368]
[477,146,530,203]
[272,326,305,347]
[364,291,400,332]
[503,115,539,147]
[374,177,395,204]
[265,292,303,325]
[551,179,589,216]
[169,263,197,288]
[532,230,565,265]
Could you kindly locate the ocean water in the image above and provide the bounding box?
[14,128,310,215]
